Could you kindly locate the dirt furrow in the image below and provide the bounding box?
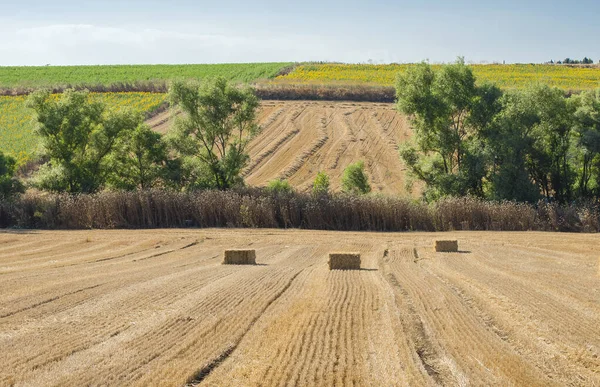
[0,251,242,384]
[201,247,405,386]
[1,230,598,386]
[425,246,600,384]
[383,247,553,386]
[243,105,302,177]
[0,239,211,316]
[21,247,316,387]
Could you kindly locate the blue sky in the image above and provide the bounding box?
[1,0,598,65]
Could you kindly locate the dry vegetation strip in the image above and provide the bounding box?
[0,229,599,386]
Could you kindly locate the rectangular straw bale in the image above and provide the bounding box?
[328,252,361,270]
[434,240,458,252]
[223,249,256,265]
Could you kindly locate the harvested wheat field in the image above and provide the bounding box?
[148,101,413,194]
[1,229,599,386]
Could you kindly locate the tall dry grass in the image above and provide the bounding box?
[1,81,395,104]
[253,83,396,103]
[1,190,598,232]
[0,81,170,97]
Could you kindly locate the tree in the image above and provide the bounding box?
[396,58,502,199]
[527,85,575,202]
[484,91,542,202]
[107,125,169,190]
[570,89,600,198]
[27,89,141,193]
[487,85,575,203]
[0,152,24,198]
[341,161,371,194]
[312,171,330,196]
[168,77,260,190]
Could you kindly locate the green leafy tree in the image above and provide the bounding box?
[168,77,260,190]
[484,90,541,202]
[531,86,574,203]
[570,89,600,198]
[107,125,169,190]
[0,152,24,198]
[27,89,141,193]
[312,171,330,196]
[514,85,574,202]
[341,161,371,194]
[396,58,502,199]
[485,85,576,203]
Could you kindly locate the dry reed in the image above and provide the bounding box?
[0,81,396,103]
[253,83,395,103]
[0,190,598,232]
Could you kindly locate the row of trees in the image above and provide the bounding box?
[21,78,260,194]
[547,57,595,65]
[397,58,600,203]
[0,77,373,199]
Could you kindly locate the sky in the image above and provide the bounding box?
[0,0,599,66]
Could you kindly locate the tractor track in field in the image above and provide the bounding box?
[147,101,413,195]
[187,268,306,386]
[0,229,598,386]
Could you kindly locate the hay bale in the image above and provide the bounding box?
[223,249,256,265]
[434,240,458,252]
[329,252,361,270]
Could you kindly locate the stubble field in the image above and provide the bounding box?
[1,229,599,386]
[149,100,413,194]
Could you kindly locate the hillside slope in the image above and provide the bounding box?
[149,101,413,195]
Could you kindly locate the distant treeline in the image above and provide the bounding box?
[547,57,596,65]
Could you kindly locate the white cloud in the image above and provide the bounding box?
[0,23,348,65]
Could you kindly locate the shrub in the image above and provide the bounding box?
[0,152,24,199]
[341,161,371,195]
[312,171,330,196]
[266,179,293,195]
